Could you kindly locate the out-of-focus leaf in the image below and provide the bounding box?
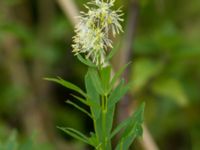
[133,22,182,55]
[50,17,72,39]
[0,23,33,42]
[152,77,188,106]
[153,23,182,50]
[173,46,200,61]
[132,58,163,92]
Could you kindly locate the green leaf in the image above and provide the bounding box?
[115,103,145,150]
[110,116,132,139]
[58,127,92,146]
[110,62,131,91]
[45,77,87,97]
[105,106,115,137]
[66,100,92,118]
[85,71,101,110]
[88,132,99,148]
[105,79,132,137]
[152,77,188,106]
[71,94,89,106]
[100,66,112,94]
[77,54,96,67]
[122,103,145,136]
[131,58,163,92]
[71,94,100,109]
[88,68,104,95]
[108,80,132,108]
[85,71,102,140]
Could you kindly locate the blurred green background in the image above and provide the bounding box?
[0,0,200,150]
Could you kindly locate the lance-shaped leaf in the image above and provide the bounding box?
[105,106,115,137]
[71,94,100,109]
[85,71,102,140]
[85,71,101,117]
[58,127,93,146]
[105,80,132,138]
[45,77,87,97]
[115,103,145,150]
[77,54,96,67]
[88,68,104,95]
[100,66,112,94]
[110,116,132,139]
[109,62,131,92]
[88,132,99,148]
[70,94,89,106]
[108,79,132,108]
[66,100,92,119]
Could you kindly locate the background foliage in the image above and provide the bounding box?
[0,0,200,149]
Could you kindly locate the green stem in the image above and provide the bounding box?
[102,94,111,150]
[101,96,106,149]
[90,108,100,148]
[94,119,99,142]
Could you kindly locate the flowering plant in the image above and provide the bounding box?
[46,0,144,149]
[72,0,123,67]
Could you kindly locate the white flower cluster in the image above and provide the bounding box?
[72,0,123,67]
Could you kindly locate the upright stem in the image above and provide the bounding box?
[102,95,106,149]
[101,94,111,150]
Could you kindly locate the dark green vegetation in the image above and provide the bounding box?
[0,0,200,150]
